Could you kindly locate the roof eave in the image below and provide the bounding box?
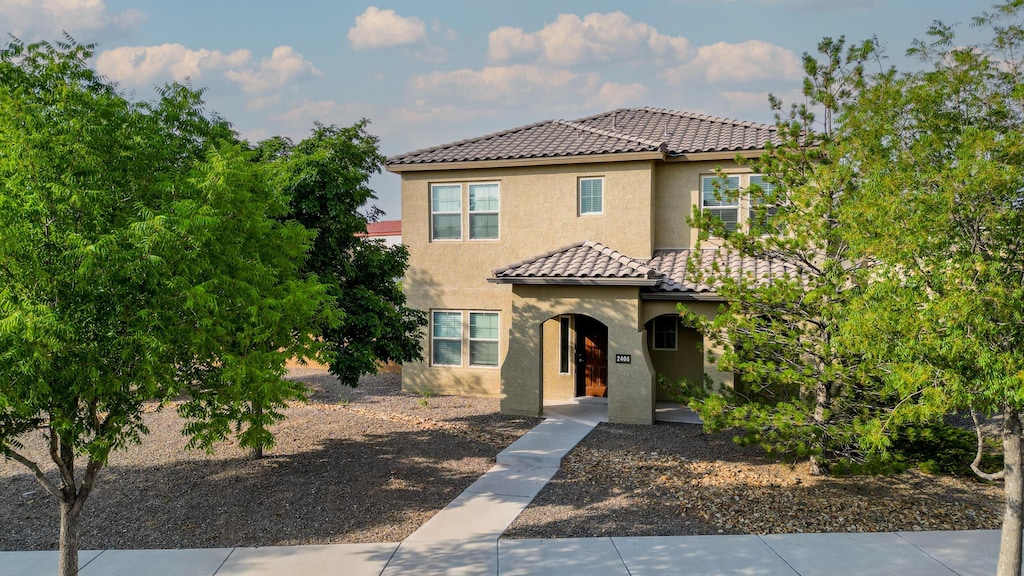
[386,151,665,173]
[665,149,769,162]
[488,277,659,287]
[640,291,726,302]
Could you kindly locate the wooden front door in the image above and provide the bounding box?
[575,316,608,397]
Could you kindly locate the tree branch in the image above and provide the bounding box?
[971,407,1004,481]
[4,449,64,502]
[47,425,75,490]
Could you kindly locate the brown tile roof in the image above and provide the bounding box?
[492,241,659,283]
[647,249,798,295]
[490,242,797,296]
[388,107,778,167]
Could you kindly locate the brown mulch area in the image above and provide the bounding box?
[0,369,540,550]
[503,422,1004,539]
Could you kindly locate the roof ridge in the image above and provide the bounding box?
[587,241,660,278]
[388,118,555,162]
[640,106,777,131]
[555,119,666,150]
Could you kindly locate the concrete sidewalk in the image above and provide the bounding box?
[2,530,1006,575]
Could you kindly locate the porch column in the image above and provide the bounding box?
[500,291,543,417]
[606,299,656,425]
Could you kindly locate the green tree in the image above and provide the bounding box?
[0,38,328,575]
[257,123,426,387]
[686,37,885,474]
[835,3,1024,573]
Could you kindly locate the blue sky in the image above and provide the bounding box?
[2,0,987,218]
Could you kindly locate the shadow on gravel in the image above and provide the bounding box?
[502,421,1003,539]
[1,423,513,551]
[1,368,543,552]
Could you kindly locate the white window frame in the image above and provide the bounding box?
[700,174,741,233]
[579,177,604,216]
[653,315,678,351]
[431,310,463,366]
[468,182,500,240]
[468,311,500,368]
[430,184,463,241]
[701,173,778,234]
[747,174,778,234]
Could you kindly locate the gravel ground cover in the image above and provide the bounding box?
[3,370,1004,550]
[503,421,1004,539]
[0,369,539,550]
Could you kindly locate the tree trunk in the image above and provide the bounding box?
[809,380,831,476]
[58,500,80,576]
[997,409,1023,576]
[250,401,264,460]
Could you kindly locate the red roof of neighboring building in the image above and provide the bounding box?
[364,220,401,237]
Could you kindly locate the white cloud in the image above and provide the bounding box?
[411,64,646,111]
[0,0,145,39]
[348,6,426,50]
[589,82,648,109]
[225,46,322,93]
[412,64,601,106]
[96,44,251,85]
[659,40,802,84]
[488,12,692,66]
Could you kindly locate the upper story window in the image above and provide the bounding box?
[579,177,604,215]
[469,183,500,239]
[701,175,740,232]
[431,184,462,240]
[748,175,778,234]
[430,182,500,241]
[700,174,777,234]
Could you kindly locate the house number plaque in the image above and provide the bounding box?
[615,354,631,364]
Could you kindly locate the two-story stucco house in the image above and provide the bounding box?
[386,107,782,425]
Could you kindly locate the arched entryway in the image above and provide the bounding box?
[541,313,609,402]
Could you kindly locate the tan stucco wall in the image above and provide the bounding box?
[401,161,655,397]
[502,285,655,425]
[541,317,576,401]
[653,160,750,250]
[640,299,734,394]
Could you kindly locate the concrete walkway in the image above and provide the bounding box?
[3,530,1008,575]
[2,401,1011,575]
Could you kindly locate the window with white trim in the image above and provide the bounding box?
[700,173,778,234]
[579,177,604,215]
[748,175,779,234]
[469,312,499,366]
[431,184,462,240]
[701,175,740,232]
[468,183,499,239]
[653,315,678,350]
[431,311,462,365]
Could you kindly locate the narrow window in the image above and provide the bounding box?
[748,175,778,234]
[579,177,604,215]
[701,175,740,232]
[432,311,462,365]
[653,315,678,350]
[559,316,571,374]
[431,184,462,240]
[468,183,499,239]
[469,312,499,367]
